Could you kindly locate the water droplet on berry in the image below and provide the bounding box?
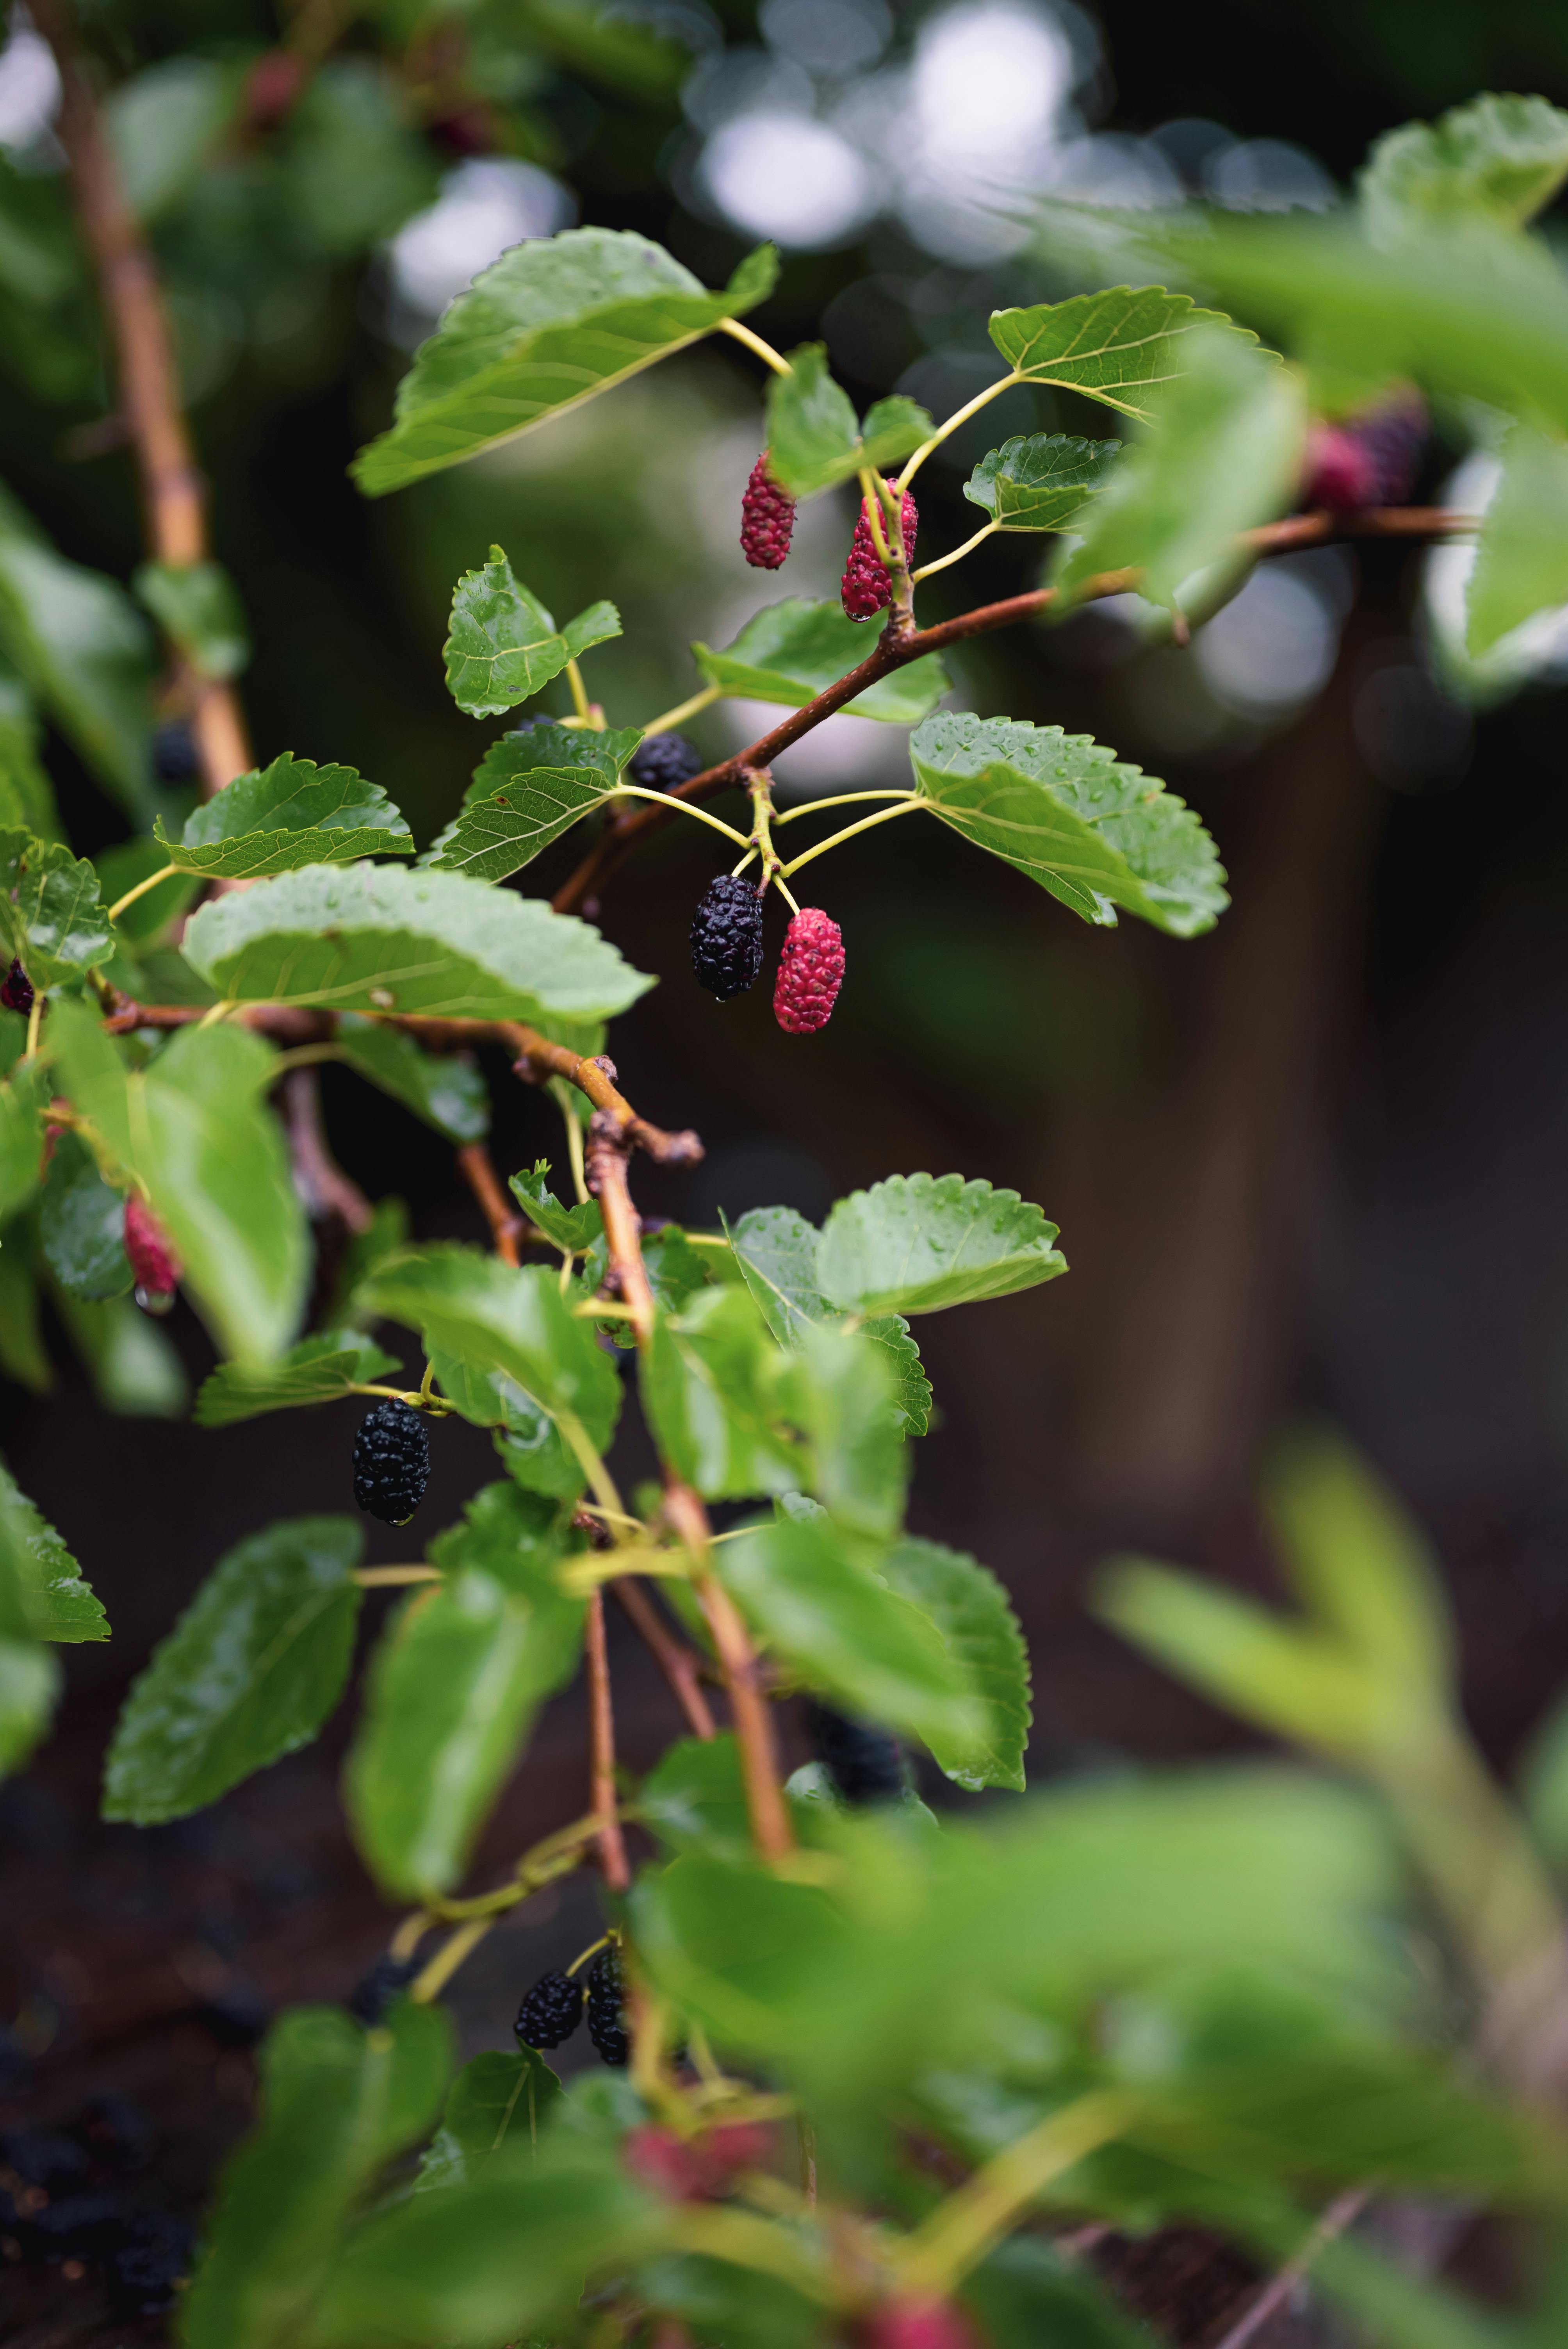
[134,1285,176,1316]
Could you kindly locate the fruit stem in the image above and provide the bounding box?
[743,768,798,909]
[555,1404,628,1521]
[897,369,1023,494]
[638,683,722,737]
[857,466,893,567]
[564,657,595,724]
[612,784,750,847]
[106,861,182,923]
[351,1381,455,1417]
[782,798,924,879]
[718,317,795,379]
[24,993,42,1059]
[353,1565,442,1586]
[912,521,999,584]
[772,789,918,827]
[894,2090,1135,2297]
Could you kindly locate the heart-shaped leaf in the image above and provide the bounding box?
[194,1330,401,1428]
[964,433,1121,531]
[424,722,641,882]
[988,285,1255,422]
[764,344,930,498]
[444,547,620,716]
[817,1172,1066,1316]
[154,753,413,879]
[693,597,948,724]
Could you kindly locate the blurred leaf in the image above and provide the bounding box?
[726,1205,931,1436]
[327,1194,410,1328]
[39,1130,130,1300]
[961,2235,1153,2349]
[50,1285,189,1419]
[0,1242,50,1392]
[641,1284,804,1501]
[425,721,641,881]
[1360,93,1568,244]
[103,1517,364,1824]
[0,661,61,839]
[135,558,249,681]
[964,433,1122,531]
[155,753,413,878]
[345,1483,584,1896]
[510,1158,602,1251]
[183,1999,452,2349]
[1055,330,1304,615]
[355,229,777,494]
[416,2048,564,2190]
[444,545,620,716]
[878,1537,1029,1793]
[337,1015,489,1142]
[989,287,1257,422]
[1520,1691,1568,1875]
[1466,422,1568,655]
[182,863,653,1021]
[764,344,930,498]
[0,1056,47,1227]
[0,1456,105,1642]
[0,1637,58,1775]
[282,59,439,260]
[787,1321,907,1539]
[636,2250,825,2349]
[640,1732,754,1860]
[817,1172,1066,1316]
[0,828,112,988]
[909,712,1228,938]
[194,1330,400,1428]
[109,56,237,224]
[694,597,949,723]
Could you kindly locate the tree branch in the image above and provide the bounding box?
[585,1586,631,1893]
[281,1068,371,1233]
[456,1141,523,1266]
[1210,2188,1370,2349]
[611,1578,717,1742]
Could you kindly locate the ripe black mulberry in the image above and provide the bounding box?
[515,1967,584,2050]
[0,959,32,1015]
[806,1700,908,1804]
[691,875,764,1000]
[151,719,200,784]
[629,732,704,790]
[353,1397,429,1526]
[585,1946,628,2066]
[842,480,919,620]
[740,455,796,569]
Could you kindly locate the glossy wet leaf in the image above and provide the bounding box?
[103,1516,364,1823]
[424,720,641,882]
[183,2000,453,2349]
[182,862,653,1021]
[726,1204,931,1435]
[1360,93,1568,244]
[415,2048,564,2190]
[764,343,930,498]
[909,711,1228,937]
[134,556,249,680]
[355,228,777,493]
[818,1171,1066,1316]
[964,432,1122,530]
[444,545,620,716]
[879,1537,1028,1791]
[989,285,1255,422]
[154,752,414,877]
[694,596,949,724]
[0,827,113,986]
[39,1130,130,1300]
[1466,422,1568,655]
[509,1158,603,1251]
[0,1055,48,1226]
[640,1283,804,1501]
[0,1457,106,1642]
[335,1014,489,1142]
[194,1330,401,1428]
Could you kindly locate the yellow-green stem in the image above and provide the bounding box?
[24,993,42,1059]
[895,2091,1135,2298]
[555,1406,627,1522]
[782,798,923,879]
[773,789,918,827]
[913,521,999,584]
[564,657,594,724]
[354,1565,442,1586]
[898,371,1022,494]
[612,782,749,847]
[639,683,722,738]
[106,861,181,923]
[718,317,795,378]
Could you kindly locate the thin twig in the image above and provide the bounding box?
[281,1067,372,1233]
[457,1141,523,1266]
[585,1588,631,1893]
[612,1577,717,1742]
[1210,2188,1372,2349]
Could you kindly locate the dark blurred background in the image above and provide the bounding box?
[6,0,1568,2335]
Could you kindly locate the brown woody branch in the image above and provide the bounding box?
[550,506,1476,918]
[611,1579,717,1742]
[456,1141,523,1266]
[281,1067,372,1233]
[584,1588,631,1893]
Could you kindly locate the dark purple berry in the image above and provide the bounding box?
[353,1397,430,1526]
[152,719,200,784]
[691,874,764,1001]
[1355,389,1427,504]
[585,1946,628,2066]
[348,1953,421,2026]
[842,480,919,620]
[514,1967,584,2049]
[806,1701,908,1804]
[629,733,704,791]
[740,454,796,569]
[0,958,32,1015]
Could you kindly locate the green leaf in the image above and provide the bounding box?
[961,2236,1152,2349]
[964,433,1122,531]
[50,1286,189,1418]
[134,557,249,681]
[787,1321,907,1539]
[0,1056,47,1226]
[51,1003,309,1365]
[1465,422,1568,656]
[424,721,641,882]
[444,545,620,716]
[0,1638,59,1775]
[1360,94,1568,244]
[415,2048,564,2190]
[155,753,414,879]
[0,828,112,987]
[817,1171,1067,1316]
[0,663,62,841]
[39,1130,130,1300]
[989,286,1258,422]
[282,57,438,260]
[181,862,653,1021]
[509,1158,603,1251]
[353,228,778,494]
[182,1999,452,2349]
[336,1014,489,1143]
[717,1511,982,1754]
[107,55,235,225]
[102,1517,363,1823]
[345,1483,584,1896]
[640,1284,804,1501]
[357,1246,621,1453]
[194,1330,401,1428]
[693,597,949,724]
[640,1732,754,1861]
[878,1537,1028,1792]
[908,712,1228,938]
[1520,1689,1568,1876]
[764,344,930,498]
[725,1204,931,1436]
[0,1457,107,1642]
[1055,328,1304,615]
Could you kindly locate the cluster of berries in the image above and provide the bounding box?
[1301,389,1427,513]
[514,1942,627,2066]
[740,457,919,623]
[0,2102,192,2317]
[691,875,845,1035]
[353,1397,431,1527]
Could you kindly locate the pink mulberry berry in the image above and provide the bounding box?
[124,1196,180,1304]
[864,2299,980,2349]
[740,456,796,569]
[773,907,844,1034]
[1301,423,1378,512]
[841,480,918,620]
[1301,389,1427,512]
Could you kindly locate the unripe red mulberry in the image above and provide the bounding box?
[741,456,796,569]
[625,2119,773,2201]
[1301,389,1427,512]
[841,481,918,620]
[123,1196,180,1302]
[864,2299,980,2349]
[773,907,844,1034]
[1301,424,1377,512]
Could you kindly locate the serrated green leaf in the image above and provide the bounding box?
[1465,421,1568,656]
[640,1732,754,1860]
[424,720,641,882]
[335,1014,489,1143]
[345,1483,584,1896]
[640,1283,804,1501]
[181,862,653,1021]
[964,433,1122,531]
[51,1002,309,1365]
[39,1129,130,1299]
[444,545,620,716]
[194,1330,401,1428]
[0,1637,59,1775]
[878,1536,1028,1792]
[988,285,1256,422]
[182,1999,453,2349]
[415,2047,564,2190]
[908,712,1228,938]
[817,1171,1066,1316]
[764,343,931,499]
[134,556,249,681]
[103,1517,363,1823]
[787,1321,907,1539]
[1055,328,1304,616]
[1360,93,1568,244]
[354,228,777,494]
[725,1204,931,1436]
[155,753,414,879]
[0,1055,47,1226]
[50,1285,188,1418]
[0,827,112,987]
[0,1456,107,1642]
[693,596,949,724]
[509,1158,603,1251]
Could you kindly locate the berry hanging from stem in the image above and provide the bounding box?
[843,478,919,620]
